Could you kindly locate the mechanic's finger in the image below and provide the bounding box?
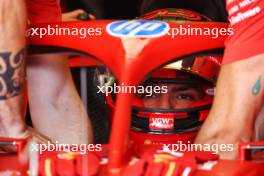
[19,140,30,165]
[62,9,86,19]
[77,12,96,20]
[62,9,96,21]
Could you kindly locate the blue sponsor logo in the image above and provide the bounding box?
[106,20,169,38]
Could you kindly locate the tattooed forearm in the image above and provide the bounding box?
[252,76,261,95]
[0,48,25,100]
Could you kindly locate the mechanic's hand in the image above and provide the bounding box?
[194,111,253,160]
[62,9,96,21]
[195,131,239,160]
[26,126,52,144]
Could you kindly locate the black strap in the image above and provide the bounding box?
[131,111,203,134]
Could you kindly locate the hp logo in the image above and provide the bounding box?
[107,20,169,38]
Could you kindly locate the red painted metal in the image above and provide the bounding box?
[1,20,263,176]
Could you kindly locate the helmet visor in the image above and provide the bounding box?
[134,70,214,110]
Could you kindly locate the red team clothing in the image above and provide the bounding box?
[26,0,62,23]
[223,0,264,64]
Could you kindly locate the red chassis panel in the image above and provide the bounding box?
[1,20,263,175]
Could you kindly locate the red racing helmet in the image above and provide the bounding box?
[130,54,222,151]
[139,8,212,22]
[104,8,223,154]
[129,8,223,154]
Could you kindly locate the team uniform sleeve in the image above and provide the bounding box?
[223,0,264,64]
[26,0,62,23]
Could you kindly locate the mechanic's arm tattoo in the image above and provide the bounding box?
[0,48,25,100]
[252,76,261,95]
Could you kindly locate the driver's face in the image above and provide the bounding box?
[137,83,204,109]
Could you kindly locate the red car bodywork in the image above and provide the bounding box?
[0,20,263,175]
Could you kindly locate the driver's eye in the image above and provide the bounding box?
[176,94,195,101]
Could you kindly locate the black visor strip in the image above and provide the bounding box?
[131,111,203,134]
[131,104,210,134]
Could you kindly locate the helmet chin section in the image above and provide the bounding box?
[131,104,210,134]
[129,105,210,156]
